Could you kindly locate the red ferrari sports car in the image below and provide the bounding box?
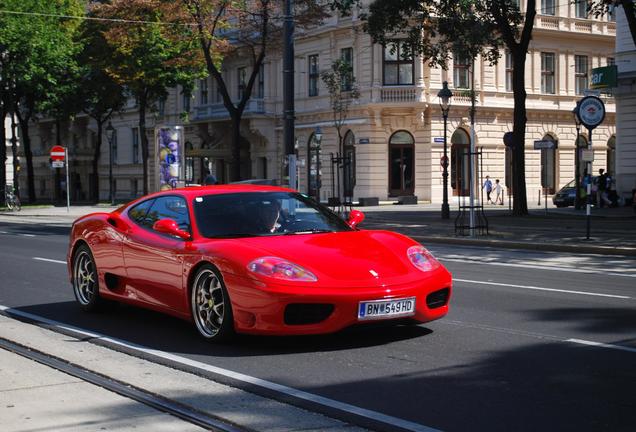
[68,185,452,341]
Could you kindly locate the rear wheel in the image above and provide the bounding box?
[72,244,103,311]
[191,265,235,342]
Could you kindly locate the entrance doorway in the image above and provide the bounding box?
[388,131,415,196]
[451,129,470,196]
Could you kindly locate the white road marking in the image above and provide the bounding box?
[0,304,440,432]
[444,320,636,355]
[0,231,8,234]
[33,257,66,265]
[454,278,631,299]
[20,234,36,237]
[566,339,636,354]
[440,256,636,278]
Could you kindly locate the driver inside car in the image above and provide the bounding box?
[255,200,282,233]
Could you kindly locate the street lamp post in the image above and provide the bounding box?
[572,103,582,210]
[105,122,116,206]
[437,81,453,219]
[312,126,323,202]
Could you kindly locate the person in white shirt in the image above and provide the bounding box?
[494,179,504,205]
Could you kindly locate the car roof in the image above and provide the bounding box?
[138,184,295,201]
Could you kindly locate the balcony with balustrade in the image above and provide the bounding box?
[192,98,266,121]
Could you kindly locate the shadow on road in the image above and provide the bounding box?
[7,300,636,431]
[11,301,433,356]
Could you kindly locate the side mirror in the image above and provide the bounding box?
[346,209,365,229]
[153,218,191,240]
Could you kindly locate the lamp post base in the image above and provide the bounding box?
[441,203,450,219]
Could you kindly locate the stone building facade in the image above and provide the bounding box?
[21,1,617,205]
[614,4,636,199]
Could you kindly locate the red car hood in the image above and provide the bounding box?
[234,230,442,288]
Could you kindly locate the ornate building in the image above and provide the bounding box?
[23,1,616,205]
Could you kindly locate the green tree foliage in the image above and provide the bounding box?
[331,0,534,215]
[71,15,127,202]
[0,0,84,203]
[590,1,636,47]
[93,0,205,194]
[183,0,329,181]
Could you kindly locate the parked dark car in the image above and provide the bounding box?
[553,177,599,208]
[552,179,577,207]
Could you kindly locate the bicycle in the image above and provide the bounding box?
[4,186,21,212]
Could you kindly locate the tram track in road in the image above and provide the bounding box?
[0,336,246,432]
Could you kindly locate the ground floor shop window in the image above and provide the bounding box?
[388,131,415,196]
[541,134,557,194]
[451,129,470,196]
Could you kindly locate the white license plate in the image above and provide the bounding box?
[357,297,416,320]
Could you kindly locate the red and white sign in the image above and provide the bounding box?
[50,145,66,161]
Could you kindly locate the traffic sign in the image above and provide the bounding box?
[50,145,66,161]
[433,137,445,143]
[581,149,595,162]
[533,140,557,150]
[577,96,606,130]
[51,160,65,168]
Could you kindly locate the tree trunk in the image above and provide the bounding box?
[511,49,529,216]
[0,106,6,207]
[92,121,103,202]
[139,96,149,195]
[230,114,241,182]
[15,112,35,203]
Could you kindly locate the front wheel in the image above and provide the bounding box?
[190,265,235,342]
[72,244,103,311]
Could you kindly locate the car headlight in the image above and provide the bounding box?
[407,246,441,272]
[247,257,317,282]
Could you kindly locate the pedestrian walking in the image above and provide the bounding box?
[203,170,218,185]
[494,179,504,205]
[597,169,611,207]
[483,175,493,204]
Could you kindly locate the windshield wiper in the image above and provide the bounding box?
[285,228,334,235]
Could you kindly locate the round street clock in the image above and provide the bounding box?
[577,96,606,130]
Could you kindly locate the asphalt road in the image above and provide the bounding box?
[1,221,635,432]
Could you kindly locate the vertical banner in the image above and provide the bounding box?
[155,126,184,191]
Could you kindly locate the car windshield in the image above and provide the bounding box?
[563,179,576,189]
[193,191,353,238]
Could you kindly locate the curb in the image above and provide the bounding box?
[413,235,636,257]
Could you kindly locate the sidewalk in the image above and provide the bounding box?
[0,346,206,432]
[0,312,366,432]
[360,200,636,256]
[1,200,635,255]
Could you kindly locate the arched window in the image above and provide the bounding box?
[451,129,470,196]
[541,133,557,194]
[607,135,616,175]
[389,131,415,196]
[343,131,356,199]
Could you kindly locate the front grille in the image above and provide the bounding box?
[426,288,450,309]
[284,303,334,325]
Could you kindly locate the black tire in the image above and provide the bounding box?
[190,264,235,342]
[72,244,103,312]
